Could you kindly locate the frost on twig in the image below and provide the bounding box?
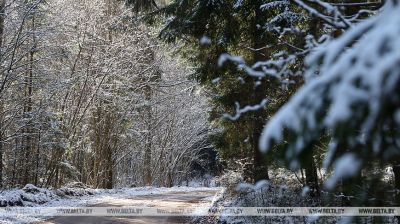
[223,99,269,121]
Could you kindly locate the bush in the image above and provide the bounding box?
[217,171,243,195]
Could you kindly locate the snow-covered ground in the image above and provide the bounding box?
[0,184,222,224]
[206,169,399,224]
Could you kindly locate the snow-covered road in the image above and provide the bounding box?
[38,188,221,224]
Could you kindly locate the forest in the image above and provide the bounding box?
[0,0,399,223]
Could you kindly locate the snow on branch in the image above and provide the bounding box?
[223,99,269,121]
[259,1,400,184]
[218,52,298,79]
[293,0,353,29]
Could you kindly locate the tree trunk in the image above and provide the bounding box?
[22,10,36,186]
[252,119,269,182]
[251,0,269,182]
[304,153,320,197]
[392,164,400,205]
[0,0,5,188]
[34,129,41,186]
[105,145,113,189]
[11,138,17,186]
[0,130,3,188]
[143,83,152,186]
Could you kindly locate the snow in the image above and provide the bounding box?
[210,169,322,224]
[236,180,270,193]
[199,36,211,45]
[0,185,223,224]
[233,0,243,9]
[222,99,269,121]
[395,110,400,124]
[259,1,400,183]
[218,53,244,68]
[324,153,362,190]
[236,183,254,192]
[254,180,269,190]
[218,54,266,78]
[260,1,289,11]
[208,168,398,223]
[301,186,310,197]
[218,50,298,82]
[186,175,219,187]
[293,0,352,29]
[211,77,221,84]
[0,186,59,207]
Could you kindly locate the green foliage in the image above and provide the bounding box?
[157,0,307,170]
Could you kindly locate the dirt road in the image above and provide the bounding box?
[40,189,220,224]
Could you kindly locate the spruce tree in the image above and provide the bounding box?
[158,0,306,182]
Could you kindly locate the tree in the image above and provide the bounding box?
[260,0,400,205]
[158,0,309,183]
[0,0,207,189]
[0,0,5,188]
